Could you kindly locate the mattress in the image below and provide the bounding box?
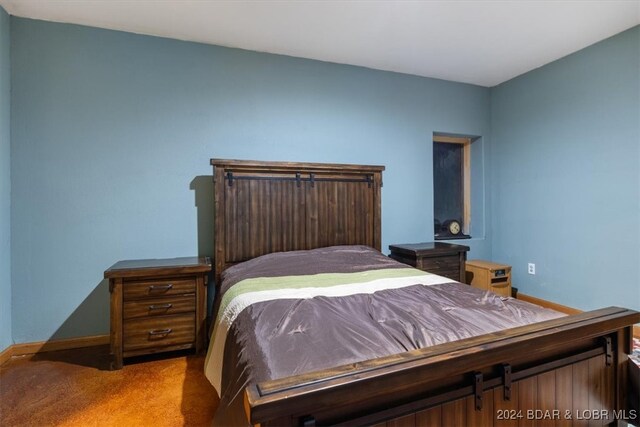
[204,245,564,426]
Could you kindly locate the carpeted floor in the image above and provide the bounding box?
[0,346,218,427]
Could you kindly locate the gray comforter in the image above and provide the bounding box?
[204,246,564,426]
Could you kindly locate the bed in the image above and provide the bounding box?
[206,159,639,427]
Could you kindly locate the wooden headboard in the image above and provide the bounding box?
[211,159,385,285]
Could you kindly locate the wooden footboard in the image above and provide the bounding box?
[244,307,639,427]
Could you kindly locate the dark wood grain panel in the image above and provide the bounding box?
[358,358,619,427]
[466,389,494,427]
[306,180,375,250]
[225,177,311,262]
[419,256,460,270]
[268,179,282,254]
[587,355,606,426]
[572,359,589,426]
[442,397,466,427]
[536,370,555,427]
[386,414,415,427]
[494,383,520,427]
[110,277,124,370]
[415,406,441,426]
[123,295,195,319]
[518,376,537,427]
[214,160,383,270]
[555,365,573,427]
[123,278,195,300]
[123,314,195,352]
[601,354,614,424]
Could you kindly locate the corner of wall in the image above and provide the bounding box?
[0,4,13,353]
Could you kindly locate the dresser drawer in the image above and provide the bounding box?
[123,278,195,300]
[419,256,459,272]
[123,295,195,320]
[123,314,195,351]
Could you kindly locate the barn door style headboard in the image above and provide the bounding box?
[211,159,385,285]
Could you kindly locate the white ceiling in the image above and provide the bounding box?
[1,0,639,87]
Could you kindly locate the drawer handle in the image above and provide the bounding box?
[149,304,173,311]
[148,328,173,337]
[149,284,173,292]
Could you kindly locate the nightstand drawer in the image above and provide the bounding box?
[419,256,459,271]
[123,314,195,351]
[123,295,195,319]
[123,278,195,300]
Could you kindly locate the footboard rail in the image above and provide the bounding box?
[244,307,639,427]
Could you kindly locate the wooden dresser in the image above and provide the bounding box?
[465,259,512,297]
[388,242,469,283]
[105,257,211,370]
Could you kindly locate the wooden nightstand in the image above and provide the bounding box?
[105,257,211,370]
[465,260,512,297]
[388,242,469,283]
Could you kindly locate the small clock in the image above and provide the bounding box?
[448,220,461,236]
[435,219,469,240]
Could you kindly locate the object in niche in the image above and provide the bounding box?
[435,218,469,239]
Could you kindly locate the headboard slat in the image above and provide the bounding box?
[211,159,384,286]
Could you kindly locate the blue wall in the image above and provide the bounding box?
[10,18,491,343]
[0,6,11,353]
[491,26,640,311]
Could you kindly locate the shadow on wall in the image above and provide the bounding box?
[189,175,221,422]
[191,175,216,315]
[28,176,216,373]
[30,279,111,370]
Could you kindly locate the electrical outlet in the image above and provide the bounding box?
[528,263,536,275]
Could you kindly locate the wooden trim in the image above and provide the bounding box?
[10,334,110,358]
[195,274,207,352]
[518,293,640,339]
[210,158,385,173]
[213,163,226,288]
[104,258,211,279]
[433,135,472,234]
[433,135,470,145]
[1,334,110,366]
[517,292,583,315]
[462,142,471,234]
[0,344,13,366]
[110,277,124,370]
